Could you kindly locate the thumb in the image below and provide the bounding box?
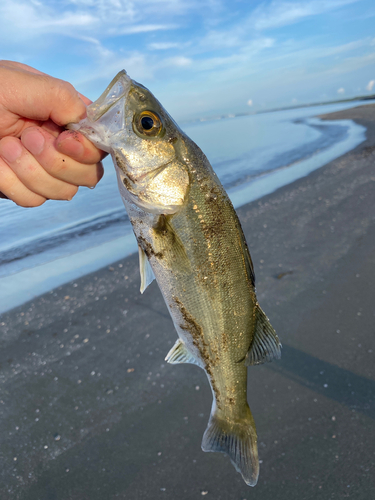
[0,62,87,126]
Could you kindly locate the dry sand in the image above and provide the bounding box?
[1,104,374,500]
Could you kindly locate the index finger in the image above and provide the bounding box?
[0,62,86,126]
[1,61,93,107]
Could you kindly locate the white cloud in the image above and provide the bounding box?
[0,0,372,120]
[337,87,345,94]
[41,13,96,28]
[162,56,192,67]
[74,45,192,90]
[188,37,274,77]
[249,0,360,31]
[112,24,177,35]
[199,25,274,51]
[65,0,193,19]
[148,42,182,50]
[366,80,375,91]
[324,52,375,77]
[0,0,179,42]
[245,36,375,80]
[199,30,242,49]
[321,39,370,56]
[0,1,98,39]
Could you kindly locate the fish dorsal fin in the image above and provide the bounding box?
[138,245,155,294]
[165,339,201,366]
[245,304,281,365]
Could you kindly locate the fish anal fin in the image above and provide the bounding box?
[245,303,281,366]
[201,405,259,487]
[165,339,200,366]
[138,245,155,294]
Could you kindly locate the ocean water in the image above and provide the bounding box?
[0,101,369,313]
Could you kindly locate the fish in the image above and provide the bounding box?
[69,70,281,486]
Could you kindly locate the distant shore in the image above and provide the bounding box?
[183,95,375,124]
[1,103,374,500]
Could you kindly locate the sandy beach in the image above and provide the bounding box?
[1,103,374,500]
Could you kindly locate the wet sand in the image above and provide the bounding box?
[1,104,374,499]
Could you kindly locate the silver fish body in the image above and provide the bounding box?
[70,71,281,486]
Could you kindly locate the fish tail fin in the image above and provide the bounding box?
[201,404,259,486]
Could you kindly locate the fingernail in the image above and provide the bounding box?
[0,140,23,163]
[22,128,45,156]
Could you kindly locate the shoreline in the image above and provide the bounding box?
[0,105,368,314]
[1,103,374,499]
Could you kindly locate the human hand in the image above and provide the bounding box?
[0,60,106,207]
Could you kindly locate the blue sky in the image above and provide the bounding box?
[1,0,374,120]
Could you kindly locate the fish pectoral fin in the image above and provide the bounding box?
[138,245,155,294]
[202,405,259,487]
[165,339,200,366]
[152,214,191,272]
[245,303,281,366]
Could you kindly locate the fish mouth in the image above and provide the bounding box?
[68,70,132,153]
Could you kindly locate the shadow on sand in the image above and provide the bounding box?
[268,344,375,419]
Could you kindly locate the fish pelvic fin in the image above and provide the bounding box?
[245,303,281,366]
[165,339,201,367]
[201,404,259,487]
[138,245,155,294]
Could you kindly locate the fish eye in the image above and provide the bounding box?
[134,111,163,137]
[141,116,154,130]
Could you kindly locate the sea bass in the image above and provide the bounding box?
[69,71,281,486]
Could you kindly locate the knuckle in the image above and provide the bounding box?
[49,78,85,126]
[55,79,77,105]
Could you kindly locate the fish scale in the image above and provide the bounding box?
[69,69,281,486]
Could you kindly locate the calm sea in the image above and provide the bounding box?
[0,101,369,313]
